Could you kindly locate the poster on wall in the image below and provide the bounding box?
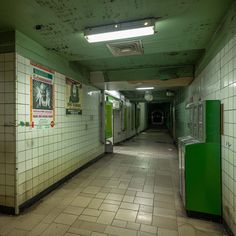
[30,62,55,129]
[65,78,83,114]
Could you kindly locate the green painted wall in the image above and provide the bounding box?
[15,31,89,83]
[175,1,236,140]
[0,30,90,83]
[174,87,189,138]
[196,2,236,75]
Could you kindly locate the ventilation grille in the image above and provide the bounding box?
[107,40,144,56]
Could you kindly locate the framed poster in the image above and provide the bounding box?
[65,78,82,114]
[30,62,55,129]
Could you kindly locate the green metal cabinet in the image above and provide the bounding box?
[181,100,221,219]
[185,142,221,217]
[198,100,221,143]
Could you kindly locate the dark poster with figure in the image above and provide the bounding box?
[32,80,53,110]
[65,78,83,114]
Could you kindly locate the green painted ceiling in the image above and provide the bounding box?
[78,50,202,71]
[0,0,232,100]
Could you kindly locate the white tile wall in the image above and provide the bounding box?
[126,102,136,139]
[138,103,148,134]
[176,34,236,233]
[15,54,104,207]
[113,109,124,144]
[0,52,16,208]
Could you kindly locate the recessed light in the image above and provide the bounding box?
[136,87,154,90]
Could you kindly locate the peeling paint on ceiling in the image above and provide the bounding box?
[0,0,233,90]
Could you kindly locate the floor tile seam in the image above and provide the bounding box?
[108,217,140,235]
[178,222,225,234]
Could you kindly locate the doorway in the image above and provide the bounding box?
[147,102,173,134]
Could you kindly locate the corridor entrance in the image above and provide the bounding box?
[0,130,225,236]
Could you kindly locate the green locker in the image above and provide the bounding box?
[198,100,221,143]
[181,100,221,219]
[185,142,221,216]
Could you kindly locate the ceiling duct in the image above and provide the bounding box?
[107,40,144,57]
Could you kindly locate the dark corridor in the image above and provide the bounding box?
[147,102,172,130]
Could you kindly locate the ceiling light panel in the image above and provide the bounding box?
[136,87,154,90]
[84,19,155,43]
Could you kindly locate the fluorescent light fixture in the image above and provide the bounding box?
[136,87,154,90]
[86,27,154,43]
[84,19,155,43]
[105,90,121,99]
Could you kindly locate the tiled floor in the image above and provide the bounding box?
[0,129,228,236]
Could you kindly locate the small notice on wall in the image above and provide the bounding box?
[65,78,83,114]
[30,62,55,129]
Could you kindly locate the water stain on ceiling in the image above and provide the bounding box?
[0,0,233,89]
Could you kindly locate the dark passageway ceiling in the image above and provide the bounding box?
[0,0,232,89]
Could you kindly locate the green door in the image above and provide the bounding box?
[105,102,113,139]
